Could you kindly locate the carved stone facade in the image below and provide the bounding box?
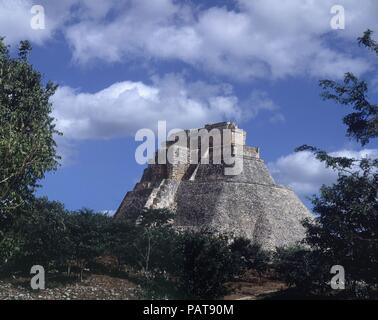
[115,122,312,250]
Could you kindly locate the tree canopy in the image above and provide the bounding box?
[295,30,378,297]
[0,39,60,217]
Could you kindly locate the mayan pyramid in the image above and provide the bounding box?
[115,122,312,250]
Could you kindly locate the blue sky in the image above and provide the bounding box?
[1,0,378,212]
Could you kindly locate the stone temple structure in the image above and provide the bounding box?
[115,122,312,250]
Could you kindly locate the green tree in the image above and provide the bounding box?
[106,219,137,270]
[131,209,177,275]
[11,198,70,272]
[0,231,22,271]
[173,229,239,299]
[296,30,378,297]
[273,246,330,295]
[0,39,60,217]
[65,209,111,280]
[229,237,270,279]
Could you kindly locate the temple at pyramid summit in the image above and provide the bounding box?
[115,122,312,250]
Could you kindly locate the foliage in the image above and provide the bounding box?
[304,167,378,292]
[1,198,269,298]
[319,73,378,146]
[64,209,111,277]
[320,29,378,145]
[273,246,330,295]
[358,29,378,54]
[172,230,239,299]
[107,209,178,276]
[0,39,60,216]
[293,30,378,297]
[130,209,178,275]
[108,213,253,299]
[0,232,22,270]
[12,198,70,272]
[1,199,113,279]
[318,29,378,146]
[229,237,270,277]
[105,219,137,270]
[0,207,20,268]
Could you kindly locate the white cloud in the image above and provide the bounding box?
[269,149,378,196]
[0,0,77,45]
[0,0,124,45]
[1,0,377,80]
[52,73,282,141]
[52,74,276,140]
[64,0,377,79]
[51,74,282,165]
[0,0,48,45]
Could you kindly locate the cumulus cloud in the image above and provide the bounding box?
[268,149,378,196]
[0,0,75,45]
[1,0,376,80]
[52,74,278,140]
[0,0,48,45]
[0,0,122,45]
[64,0,377,79]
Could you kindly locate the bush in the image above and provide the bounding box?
[109,209,178,276]
[105,219,137,270]
[2,198,71,273]
[229,237,270,278]
[0,211,22,271]
[2,202,268,299]
[65,209,111,280]
[273,246,330,295]
[172,230,239,299]
[1,200,113,279]
[0,232,22,272]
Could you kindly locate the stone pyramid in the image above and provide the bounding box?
[115,122,312,250]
